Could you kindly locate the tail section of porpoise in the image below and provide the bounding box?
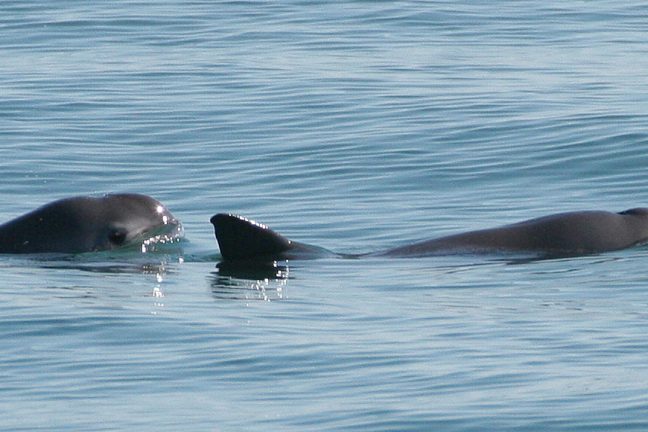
[210,214,333,261]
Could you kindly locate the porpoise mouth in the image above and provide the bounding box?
[140,219,185,253]
[116,218,185,253]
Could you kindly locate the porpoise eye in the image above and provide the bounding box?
[108,229,128,246]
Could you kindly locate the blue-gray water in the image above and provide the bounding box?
[3,1,648,430]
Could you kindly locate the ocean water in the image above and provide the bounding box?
[2,1,648,430]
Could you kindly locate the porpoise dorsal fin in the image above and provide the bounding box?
[210,214,293,261]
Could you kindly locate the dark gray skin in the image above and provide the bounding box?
[383,208,648,257]
[0,194,183,254]
[210,208,648,261]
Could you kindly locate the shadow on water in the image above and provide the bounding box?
[208,261,289,301]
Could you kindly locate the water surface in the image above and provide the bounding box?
[2,1,648,431]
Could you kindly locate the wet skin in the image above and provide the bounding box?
[210,208,648,261]
[0,194,183,254]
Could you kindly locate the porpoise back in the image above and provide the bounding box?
[210,214,330,261]
[210,208,648,261]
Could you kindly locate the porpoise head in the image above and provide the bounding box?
[0,193,184,254]
[92,193,184,252]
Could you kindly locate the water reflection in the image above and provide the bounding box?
[32,255,179,276]
[209,261,289,301]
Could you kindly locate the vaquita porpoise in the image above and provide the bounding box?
[210,209,648,261]
[0,194,183,254]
